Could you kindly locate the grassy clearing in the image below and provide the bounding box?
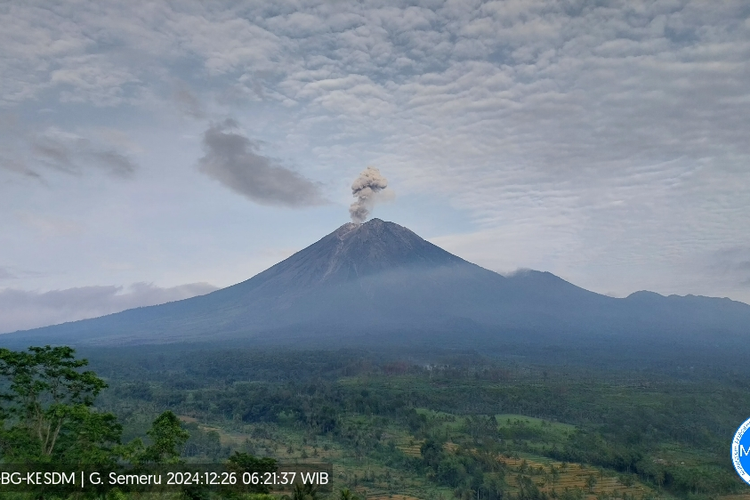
[495,414,576,433]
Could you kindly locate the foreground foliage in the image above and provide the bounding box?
[1,344,745,499]
[0,345,120,465]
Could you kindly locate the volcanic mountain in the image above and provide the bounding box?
[3,219,750,351]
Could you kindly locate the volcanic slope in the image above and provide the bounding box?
[3,219,750,348]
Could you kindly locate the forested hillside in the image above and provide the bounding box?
[85,346,750,499]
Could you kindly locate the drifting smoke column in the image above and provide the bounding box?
[349,166,388,223]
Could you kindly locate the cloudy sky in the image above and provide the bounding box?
[2,1,749,333]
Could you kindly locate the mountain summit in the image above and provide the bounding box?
[246,219,468,289]
[3,219,750,349]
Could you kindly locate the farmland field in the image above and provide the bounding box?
[77,345,750,499]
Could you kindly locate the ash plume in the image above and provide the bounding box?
[349,166,389,223]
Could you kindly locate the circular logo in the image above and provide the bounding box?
[732,417,750,484]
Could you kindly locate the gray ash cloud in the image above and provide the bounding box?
[199,119,326,207]
[349,166,389,223]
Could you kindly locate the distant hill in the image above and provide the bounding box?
[2,219,749,355]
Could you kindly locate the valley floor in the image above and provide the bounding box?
[79,345,750,500]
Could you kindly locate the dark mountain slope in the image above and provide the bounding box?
[2,219,749,349]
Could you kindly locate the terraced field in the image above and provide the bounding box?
[498,455,653,499]
[178,413,661,500]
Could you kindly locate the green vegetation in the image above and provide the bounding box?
[2,345,748,499]
[0,345,120,466]
[0,346,278,499]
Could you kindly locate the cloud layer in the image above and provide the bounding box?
[0,282,218,334]
[0,0,749,318]
[0,122,137,181]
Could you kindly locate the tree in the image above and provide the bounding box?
[281,483,319,500]
[550,465,559,487]
[227,451,278,494]
[292,482,319,500]
[140,410,190,464]
[585,474,598,492]
[420,438,444,467]
[0,345,121,465]
[339,488,361,500]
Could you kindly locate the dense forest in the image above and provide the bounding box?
[1,344,748,499]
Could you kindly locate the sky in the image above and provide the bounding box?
[1,0,749,333]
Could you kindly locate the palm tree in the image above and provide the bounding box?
[339,488,362,500]
[287,482,319,500]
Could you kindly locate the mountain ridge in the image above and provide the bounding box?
[1,218,749,349]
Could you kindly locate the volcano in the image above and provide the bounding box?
[2,219,750,350]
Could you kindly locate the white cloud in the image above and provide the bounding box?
[0,282,218,334]
[0,0,748,306]
[0,123,138,180]
[15,211,84,237]
[0,268,16,281]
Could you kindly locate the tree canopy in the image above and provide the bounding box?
[0,345,121,465]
